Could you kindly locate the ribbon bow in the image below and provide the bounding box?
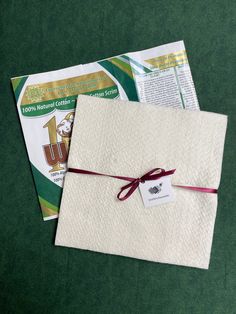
[116,168,176,200]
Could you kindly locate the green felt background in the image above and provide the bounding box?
[0,0,236,313]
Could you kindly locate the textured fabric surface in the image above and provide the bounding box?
[55,95,227,269]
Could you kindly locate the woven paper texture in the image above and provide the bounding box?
[55,95,227,269]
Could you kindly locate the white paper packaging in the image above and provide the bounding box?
[55,95,227,269]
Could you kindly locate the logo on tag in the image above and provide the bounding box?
[148,183,162,194]
[139,176,174,208]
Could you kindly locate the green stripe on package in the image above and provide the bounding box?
[11,40,199,220]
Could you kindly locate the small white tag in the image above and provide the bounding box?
[139,176,174,208]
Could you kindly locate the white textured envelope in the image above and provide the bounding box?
[55,95,227,269]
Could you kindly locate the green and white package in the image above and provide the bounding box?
[11,40,199,220]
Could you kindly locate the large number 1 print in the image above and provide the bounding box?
[43,116,68,172]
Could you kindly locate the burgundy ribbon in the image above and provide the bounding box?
[68,167,218,201]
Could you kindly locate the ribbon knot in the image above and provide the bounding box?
[116,168,175,201]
